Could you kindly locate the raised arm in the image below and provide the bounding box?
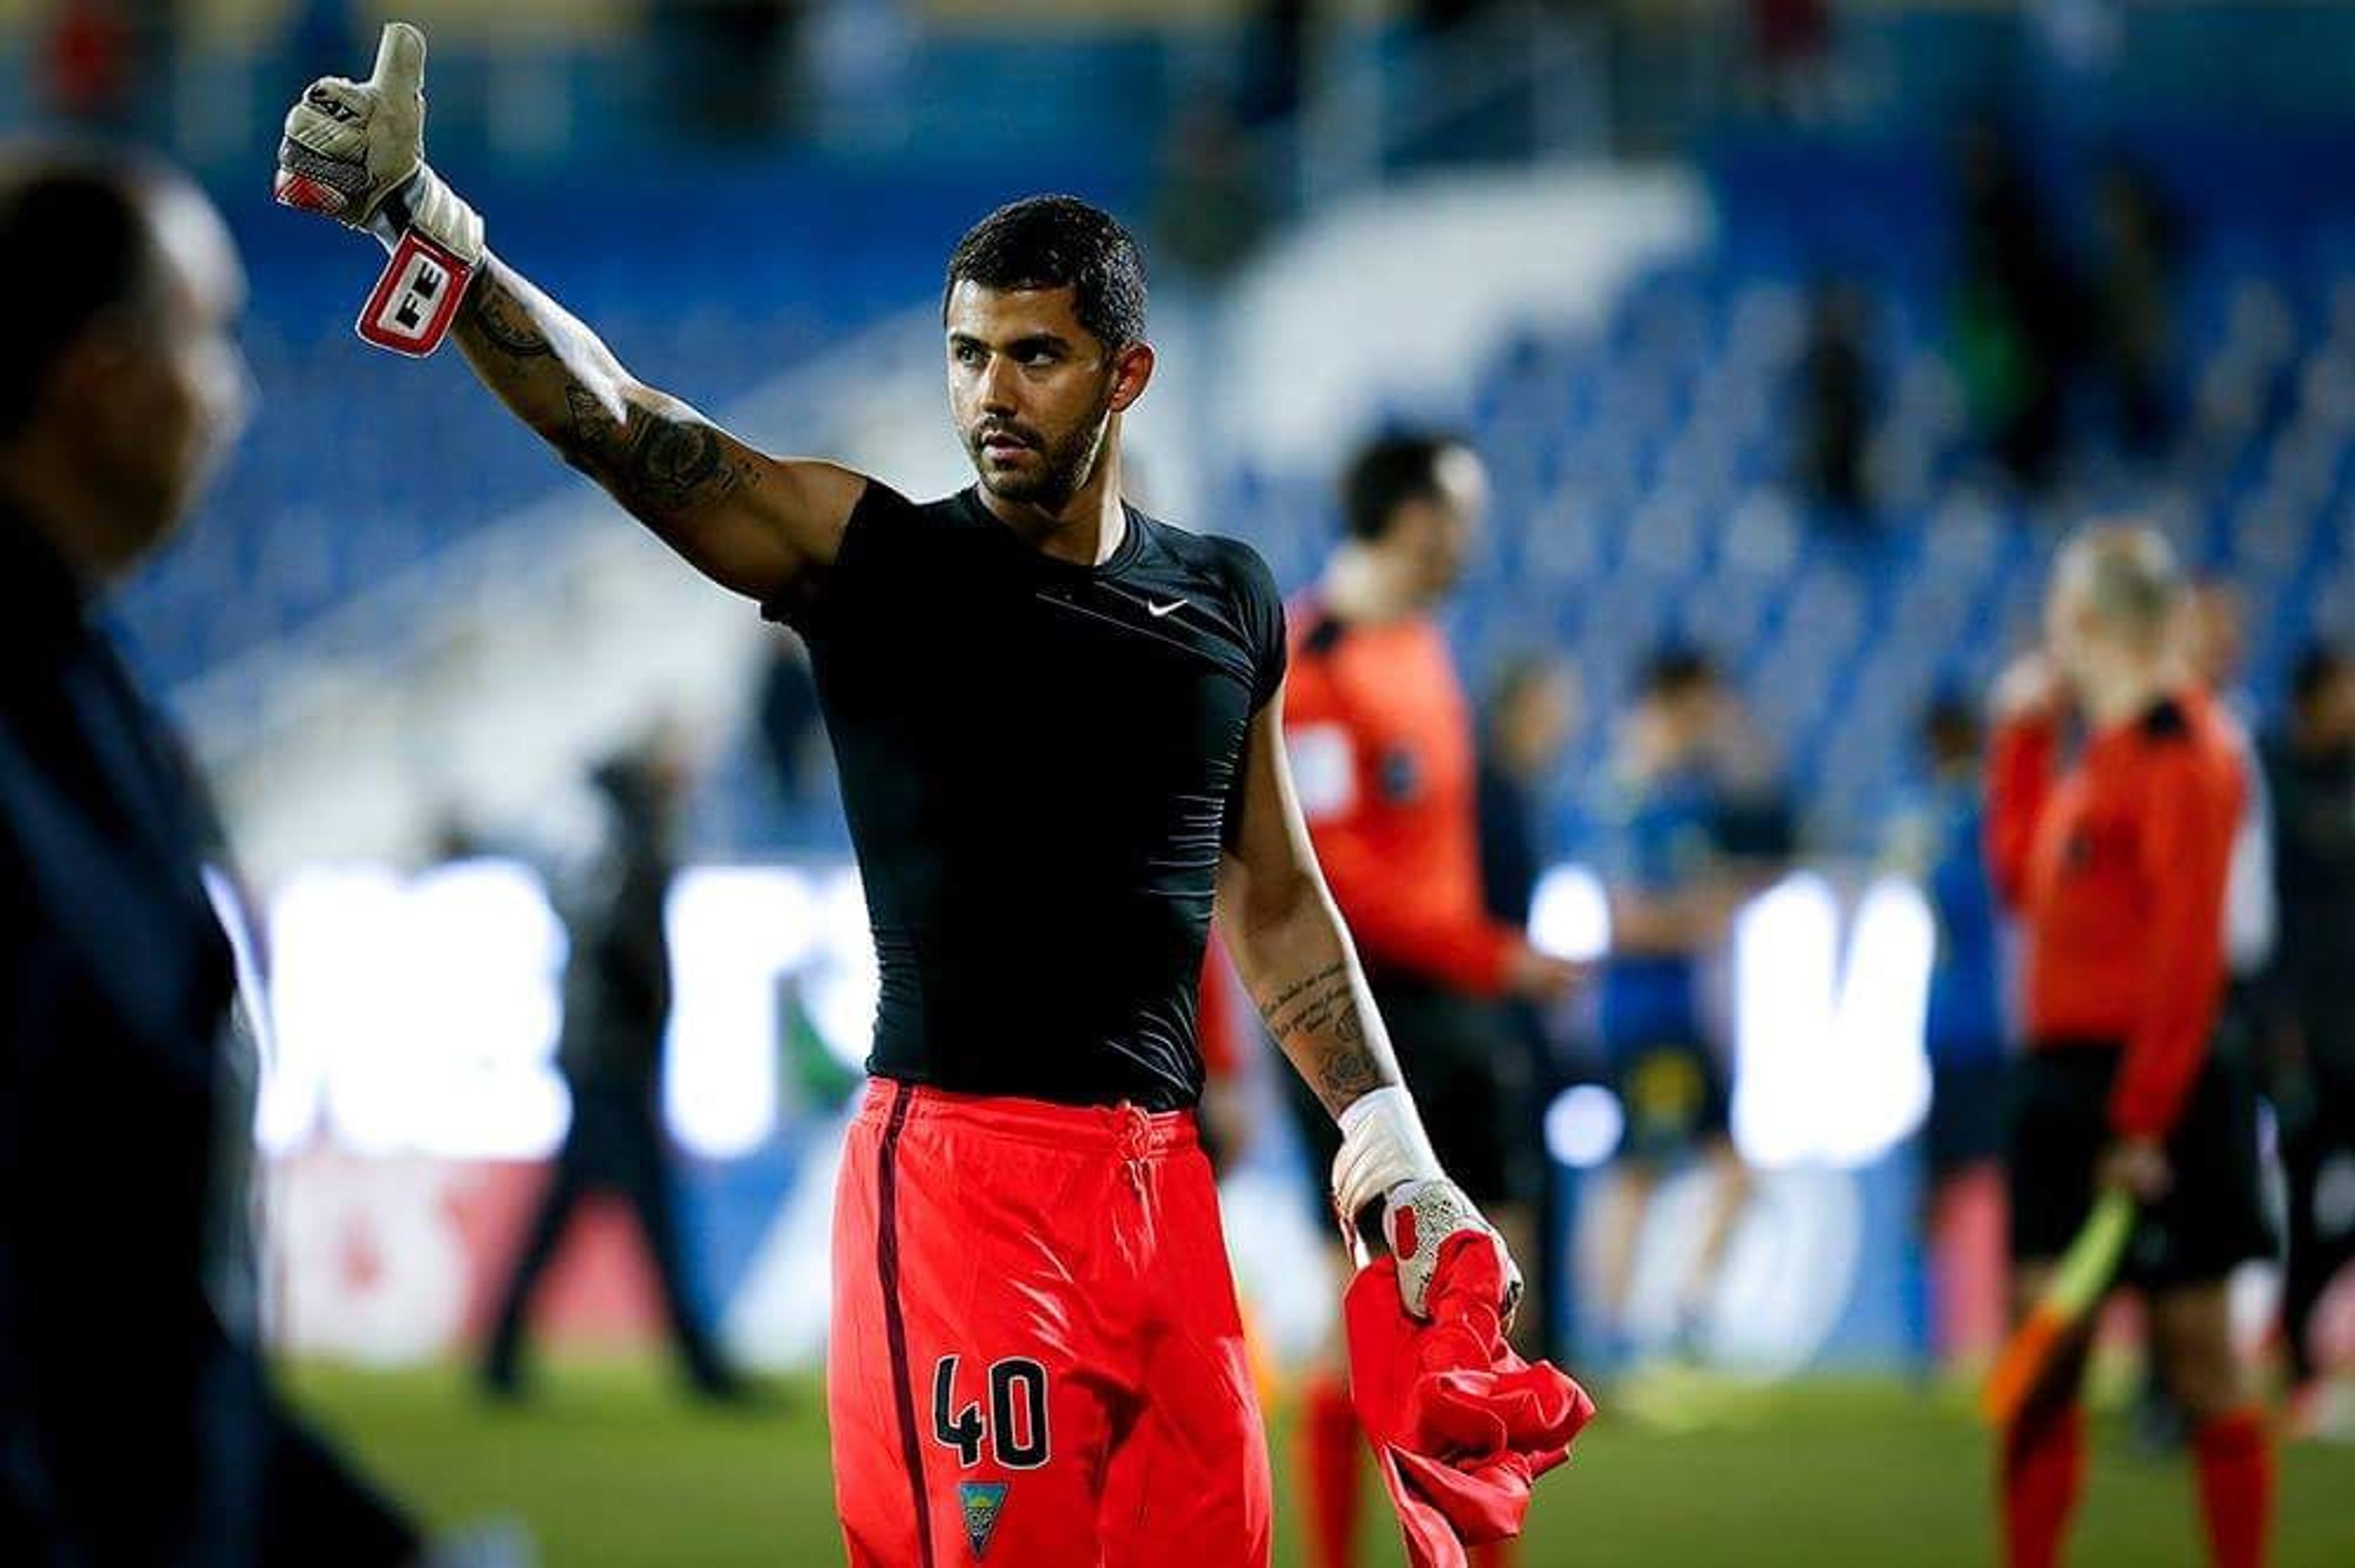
[274,21,864,605]
[452,258,862,602]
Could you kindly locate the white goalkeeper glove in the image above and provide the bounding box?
[275,21,484,355]
[1332,1085,1523,1323]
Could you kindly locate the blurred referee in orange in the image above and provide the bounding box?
[1280,432,1579,1568]
[1986,524,2272,1568]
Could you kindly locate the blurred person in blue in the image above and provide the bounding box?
[480,722,752,1405]
[1476,653,1582,1355]
[1886,690,2011,1372]
[0,141,504,1568]
[1587,647,1754,1366]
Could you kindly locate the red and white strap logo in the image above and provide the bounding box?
[355,229,472,358]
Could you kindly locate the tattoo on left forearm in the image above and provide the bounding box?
[1257,960,1387,1115]
[1312,1042,1384,1112]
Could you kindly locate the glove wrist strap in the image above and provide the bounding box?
[372,166,484,267]
[1331,1085,1444,1241]
[354,166,484,358]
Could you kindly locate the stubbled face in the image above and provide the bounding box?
[944,281,1147,511]
[1499,667,1578,774]
[67,182,251,578]
[1395,445,1488,601]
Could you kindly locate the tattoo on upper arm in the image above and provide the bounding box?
[626,418,743,516]
[561,389,748,519]
[1256,960,1386,1113]
[563,385,624,459]
[462,269,754,524]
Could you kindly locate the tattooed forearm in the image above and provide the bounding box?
[1255,961,1346,1035]
[465,275,553,358]
[1250,957,1395,1117]
[1312,1041,1386,1114]
[454,260,754,522]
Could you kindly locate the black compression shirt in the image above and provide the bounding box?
[768,482,1287,1110]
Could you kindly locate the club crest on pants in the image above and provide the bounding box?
[958,1480,1008,1559]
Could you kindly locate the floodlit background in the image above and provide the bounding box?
[11,1,2355,1562]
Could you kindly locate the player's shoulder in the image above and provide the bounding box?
[849,479,981,536]
[1139,511,1277,597]
[1135,513,1288,646]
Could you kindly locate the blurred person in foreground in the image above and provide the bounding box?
[2262,645,2355,1439]
[0,142,450,1567]
[1279,436,1582,1568]
[1588,649,1755,1371]
[277,28,1540,1566]
[1885,692,2010,1373]
[481,724,749,1404]
[1986,524,2272,1568]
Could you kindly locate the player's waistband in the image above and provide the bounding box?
[857,1078,1199,1157]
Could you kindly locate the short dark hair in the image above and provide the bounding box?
[1639,643,1719,701]
[944,194,1147,350]
[2290,643,2348,712]
[1921,689,1982,761]
[1341,431,1468,541]
[0,143,166,437]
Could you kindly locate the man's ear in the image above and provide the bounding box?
[1108,340,1155,415]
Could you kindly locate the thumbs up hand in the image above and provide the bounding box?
[275,21,433,229]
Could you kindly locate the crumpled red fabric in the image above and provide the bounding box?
[1344,1233,1596,1568]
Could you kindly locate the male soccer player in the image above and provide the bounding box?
[277,26,1523,1566]
[1986,526,2272,1568]
[1279,433,1579,1568]
[0,143,434,1567]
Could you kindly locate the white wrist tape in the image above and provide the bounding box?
[1331,1085,1444,1230]
[370,166,484,268]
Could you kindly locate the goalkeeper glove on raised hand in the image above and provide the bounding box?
[275,21,484,356]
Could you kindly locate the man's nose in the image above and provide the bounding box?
[979,354,1020,414]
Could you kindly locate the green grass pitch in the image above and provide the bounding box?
[289,1362,2355,1564]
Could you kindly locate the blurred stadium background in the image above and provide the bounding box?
[12,0,2355,1561]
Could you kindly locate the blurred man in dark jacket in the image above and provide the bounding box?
[2264,645,2355,1437]
[0,144,425,1566]
[481,728,747,1402]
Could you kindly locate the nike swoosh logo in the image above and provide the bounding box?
[1147,599,1187,618]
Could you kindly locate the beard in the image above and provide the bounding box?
[967,411,1107,510]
